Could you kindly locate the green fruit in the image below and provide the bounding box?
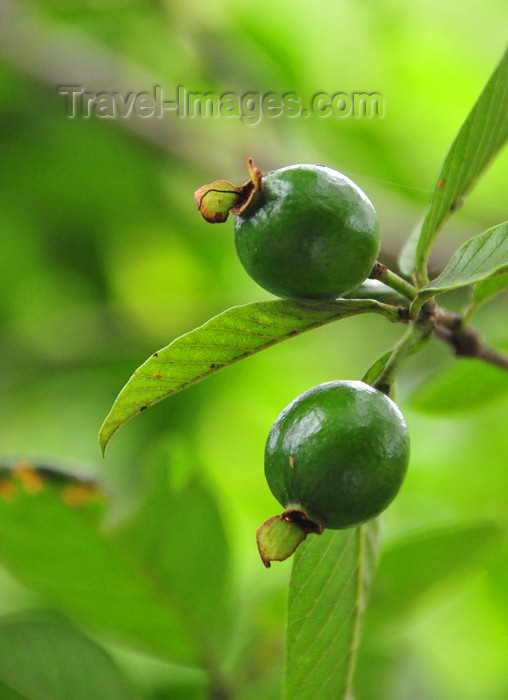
[234,164,380,301]
[264,380,409,529]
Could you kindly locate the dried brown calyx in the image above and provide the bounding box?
[256,505,323,568]
[194,157,263,223]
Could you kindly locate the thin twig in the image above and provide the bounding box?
[434,307,508,371]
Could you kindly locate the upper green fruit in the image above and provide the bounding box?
[264,380,409,529]
[234,164,380,301]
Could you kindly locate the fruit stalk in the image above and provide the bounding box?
[369,261,418,301]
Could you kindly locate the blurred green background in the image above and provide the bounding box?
[0,1,507,698]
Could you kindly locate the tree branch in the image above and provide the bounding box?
[434,307,508,371]
[367,264,508,372]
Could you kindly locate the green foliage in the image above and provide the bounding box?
[96,42,508,700]
[0,482,197,664]
[369,521,505,622]
[0,457,234,696]
[0,618,136,700]
[362,350,393,386]
[285,522,380,700]
[465,271,508,322]
[354,521,507,700]
[0,3,507,699]
[409,357,508,414]
[99,299,398,454]
[416,221,508,303]
[112,456,233,666]
[399,47,508,280]
[472,271,508,307]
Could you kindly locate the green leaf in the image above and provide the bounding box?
[408,356,508,414]
[0,680,27,700]
[362,350,393,386]
[113,450,233,664]
[285,520,381,700]
[416,222,508,303]
[354,521,504,698]
[362,336,430,394]
[400,47,508,279]
[99,298,398,455]
[0,479,198,665]
[398,217,424,278]
[369,521,504,623]
[473,270,508,307]
[0,618,136,700]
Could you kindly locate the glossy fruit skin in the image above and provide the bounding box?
[234,164,380,301]
[265,380,409,529]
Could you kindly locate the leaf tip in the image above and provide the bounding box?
[98,423,111,458]
[98,439,107,459]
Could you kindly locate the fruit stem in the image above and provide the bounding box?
[369,262,418,302]
[372,309,434,395]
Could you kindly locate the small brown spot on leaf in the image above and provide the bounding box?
[289,456,295,469]
[140,406,147,412]
[437,179,445,189]
[13,461,44,493]
[62,483,103,507]
[152,352,159,357]
[0,479,17,500]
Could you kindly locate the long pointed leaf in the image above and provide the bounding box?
[400,48,508,278]
[416,221,508,303]
[0,482,198,665]
[0,619,136,700]
[408,356,508,414]
[369,521,505,622]
[285,520,381,700]
[472,271,508,306]
[113,453,233,663]
[99,299,398,455]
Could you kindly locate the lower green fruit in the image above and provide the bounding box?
[264,380,410,530]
